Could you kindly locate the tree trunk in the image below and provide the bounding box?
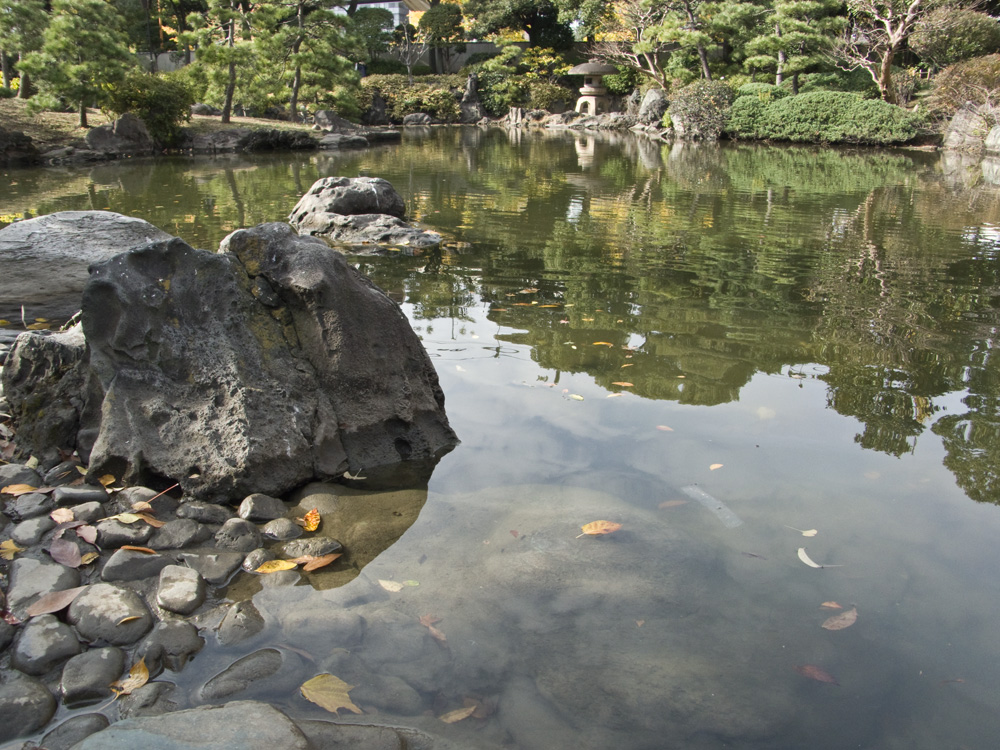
[17,58,30,99]
[79,100,88,128]
[878,49,897,105]
[697,45,711,80]
[791,73,799,95]
[1,50,11,89]
[221,10,236,124]
[289,64,302,123]
[775,24,784,86]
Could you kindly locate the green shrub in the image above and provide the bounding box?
[367,59,407,76]
[668,80,735,140]
[926,54,1000,121]
[601,66,642,96]
[528,80,573,111]
[359,74,464,122]
[0,87,13,99]
[102,70,194,146]
[730,91,926,144]
[736,82,791,101]
[461,51,499,70]
[911,8,1000,68]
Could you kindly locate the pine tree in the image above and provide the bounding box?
[0,0,49,95]
[181,0,252,123]
[745,0,846,91]
[19,0,135,126]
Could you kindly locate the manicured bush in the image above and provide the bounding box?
[527,80,573,111]
[367,59,407,76]
[0,86,13,98]
[736,82,791,101]
[926,54,1000,121]
[359,74,464,122]
[602,66,642,96]
[667,80,735,140]
[911,8,1000,68]
[102,70,194,146]
[728,91,926,144]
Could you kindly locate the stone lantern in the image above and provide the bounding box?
[567,61,619,115]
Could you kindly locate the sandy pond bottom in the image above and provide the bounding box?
[135,476,998,750]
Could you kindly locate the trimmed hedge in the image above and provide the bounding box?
[359,74,464,122]
[102,70,194,146]
[668,80,735,140]
[727,91,926,145]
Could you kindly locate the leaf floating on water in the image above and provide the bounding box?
[659,500,688,509]
[821,606,858,631]
[379,579,404,592]
[300,673,363,715]
[288,553,342,572]
[25,585,87,617]
[709,463,724,471]
[820,601,843,610]
[611,382,634,387]
[418,613,447,642]
[439,705,477,724]
[785,525,818,537]
[255,560,299,574]
[606,393,623,398]
[656,425,674,432]
[568,394,584,401]
[795,664,839,685]
[343,469,367,480]
[295,508,321,531]
[576,520,622,538]
[593,341,614,347]
[636,619,645,628]
[797,547,841,568]
[110,658,150,698]
[621,363,634,368]
[402,580,420,587]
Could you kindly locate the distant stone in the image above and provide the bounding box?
[101,548,173,582]
[190,103,222,116]
[40,713,110,750]
[60,647,125,706]
[85,113,155,156]
[214,518,263,553]
[292,211,443,250]
[638,88,669,126]
[238,129,318,152]
[217,600,266,646]
[6,557,81,619]
[319,133,370,149]
[289,176,406,218]
[199,648,283,701]
[944,105,990,151]
[314,110,358,132]
[68,583,153,646]
[71,700,310,750]
[0,124,39,167]
[986,125,1000,153]
[238,493,287,522]
[156,565,206,615]
[11,614,83,675]
[138,621,204,674]
[403,112,432,125]
[0,673,56,743]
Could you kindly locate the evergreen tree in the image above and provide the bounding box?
[19,0,135,126]
[418,2,465,73]
[0,0,48,95]
[745,0,847,91]
[182,0,252,122]
[352,6,393,63]
[462,0,574,49]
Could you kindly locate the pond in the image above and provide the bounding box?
[3,129,1000,748]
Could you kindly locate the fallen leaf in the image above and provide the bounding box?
[419,614,441,627]
[439,705,477,724]
[117,615,142,625]
[427,624,447,642]
[795,664,839,685]
[636,619,645,628]
[111,658,150,697]
[820,601,843,610]
[135,513,165,528]
[593,341,614,347]
[300,674,363,715]
[343,469,367,480]
[25,586,87,617]
[379,579,404,592]
[797,547,841,569]
[1,483,40,496]
[80,552,100,565]
[656,425,674,432]
[606,393,623,398]
[0,540,24,560]
[539,304,561,308]
[76,526,97,545]
[120,546,158,554]
[785,525,818,537]
[709,463,724,471]
[621,363,634,368]
[296,508,321,531]
[98,474,117,487]
[576,520,623,538]
[130,501,154,512]
[822,606,858,631]
[582,317,594,321]
[940,678,965,685]
[510,530,519,538]
[287,553,342,572]
[611,382,634,387]
[49,538,82,568]
[255,560,299,574]
[659,500,688,509]
[108,513,142,524]
[50,508,75,524]
[568,394,584,401]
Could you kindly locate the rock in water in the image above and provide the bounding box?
[57,222,458,499]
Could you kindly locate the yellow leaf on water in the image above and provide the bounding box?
[576,520,622,538]
[255,560,299,574]
[300,674,363,715]
[593,341,614,347]
[709,463,724,471]
[820,601,843,609]
[785,525,818,537]
[379,579,404,592]
[611,382,633,387]
[568,394,584,401]
[295,508,321,531]
[439,705,477,724]
[621,363,634,368]
[110,658,149,698]
[821,606,858,631]
[797,547,821,568]
[0,539,24,560]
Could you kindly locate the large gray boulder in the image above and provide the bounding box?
[638,88,669,126]
[313,110,358,132]
[943,105,991,151]
[0,210,173,323]
[460,74,487,123]
[85,113,155,155]
[288,177,441,249]
[0,124,39,166]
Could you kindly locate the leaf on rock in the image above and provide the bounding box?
[49,538,82,568]
[820,601,842,610]
[576,520,622,538]
[439,705,477,724]
[255,560,299,574]
[288,553,342,572]
[25,585,88,617]
[378,579,404,592]
[110,658,150,698]
[108,513,142,525]
[50,508,75,524]
[120,546,158,554]
[295,508,321,531]
[117,615,142,625]
[0,540,25,560]
[98,474,117,487]
[135,513,165,528]
[821,606,858,631]
[300,674,363,715]
[80,551,100,565]
[795,664,839,685]
[1,483,40,497]
[130,501,154,512]
[76,526,97,545]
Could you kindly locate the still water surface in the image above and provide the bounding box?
[4,129,1000,747]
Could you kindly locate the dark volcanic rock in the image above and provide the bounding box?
[288,176,406,218]
[60,647,125,705]
[293,212,442,249]
[68,583,153,646]
[0,124,40,166]
[85,113,155,156]
[11,614,83,675]
[40,713,111,750]
[0,673,56,743]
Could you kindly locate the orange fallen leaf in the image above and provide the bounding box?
[1,484,42,496]
[539,304,561,308]
[510,530,519,538]
[111,658,149,698]
[120,546,157,554]
[50,508,75,524]
[821,606,858,631]
[576,520,622,538]
[98,474,117,487]
[795,664,839,685]
[611,382,634,387]
[656,425,674,432]
[419,614,447,642]
[288,552,342,572]
[620,363,634,368]
[130,501,154,512]
[26,586,88,617]
[439,705,477,724]
[659,500,688,509]
[255,560,299,573]
[295,508,321,532]
[300,674,363,715]
[117,615,142,625]
[820,601,843,609]
[593,341,614,347]
[135,513,165,528]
